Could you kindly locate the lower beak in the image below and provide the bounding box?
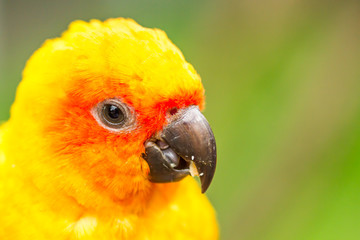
[142,106,217,193]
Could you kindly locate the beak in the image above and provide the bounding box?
[142,106,217,193]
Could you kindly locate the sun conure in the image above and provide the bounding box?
[0,18,218,240]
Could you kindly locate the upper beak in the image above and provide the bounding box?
[142,106,217,193]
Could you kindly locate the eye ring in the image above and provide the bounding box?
[93,98,136,132]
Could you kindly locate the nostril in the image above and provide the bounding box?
[169,107,178,116]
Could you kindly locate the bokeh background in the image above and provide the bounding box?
[1,0,360,239]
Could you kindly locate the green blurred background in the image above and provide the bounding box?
[1,0,360,239]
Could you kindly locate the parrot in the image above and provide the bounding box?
[0,18,218,240]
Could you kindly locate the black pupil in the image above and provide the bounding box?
[108,105,120,119]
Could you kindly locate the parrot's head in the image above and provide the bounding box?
[8,18,216,209]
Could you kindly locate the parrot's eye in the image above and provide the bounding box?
[93,99,136,132]
[102,104,125,125]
